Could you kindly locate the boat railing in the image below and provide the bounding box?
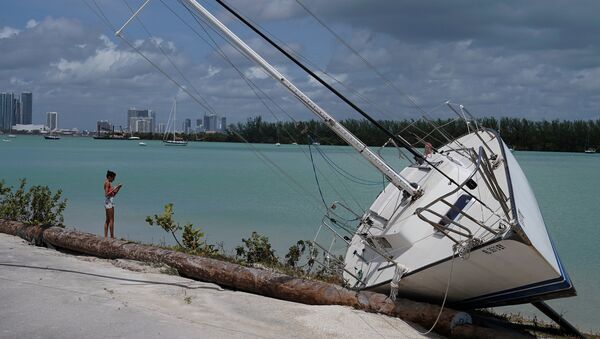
[416,146,509,245]
[433,103,499,162]
[312,216,367,287]
[313,209,411,289]
[468,147,511,220]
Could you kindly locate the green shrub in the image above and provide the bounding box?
[0,179,67,227]
[235,231,277,265]
[28,185,67,227]
[146,203,212,254]
[182,223,204,252]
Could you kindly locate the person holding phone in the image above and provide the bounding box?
[104,170,122,238]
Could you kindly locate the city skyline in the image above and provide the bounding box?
[1,88,229,132]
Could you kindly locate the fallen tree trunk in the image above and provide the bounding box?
[0,220,529,338]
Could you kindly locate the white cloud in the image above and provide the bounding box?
[10,76,30,86]
[0,26,20,39]
[244,66,269,80]
[26,19,38,29]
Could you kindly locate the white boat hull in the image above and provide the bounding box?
[343,129,575,308]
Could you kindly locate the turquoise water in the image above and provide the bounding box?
[1,135,598,331]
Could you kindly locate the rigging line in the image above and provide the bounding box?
[122,0,218,116]
[175,0,314,146]
[90,0,117,30]
[313,143,382,186]
[177,1,365,211]
[212,0,422,157]
[308,140,331,213]
[117,34,217,115]
[85,0,347,215]
[86,1,220,115]
[230,128,328,214]
[225,0,418,121]
[222,5,404,122]
[293,0,430,117]
[177,1,291,123]
[166,0,300,126]
[213,0,489,207]
[304,138,367,211]
[179,2,361,210]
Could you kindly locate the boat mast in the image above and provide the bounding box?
[181,0,420,196]
[173,98,176,141]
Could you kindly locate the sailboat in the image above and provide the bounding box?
[163,98,188,146]
[115,0,578,332]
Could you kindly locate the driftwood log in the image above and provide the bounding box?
[0,220,529,338]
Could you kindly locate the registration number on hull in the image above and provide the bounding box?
[482,243,506,255]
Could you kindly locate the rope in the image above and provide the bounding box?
[389,264,407,302]
[312,141,382,186]
[308,138,330,213]
[417,249,457,335]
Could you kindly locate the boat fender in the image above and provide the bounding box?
[450,312,473,329]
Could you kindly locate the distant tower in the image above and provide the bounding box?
[97,120,112,135]
[183,118,192,134]
[13,97,21,125]
[21,92,32,124]
[220,116,227,131]
[203,114,218,132]
[46,112,58,131]
[0,92,15,130]
[127,108,150,131]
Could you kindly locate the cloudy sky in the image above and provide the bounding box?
[1,0,599,129]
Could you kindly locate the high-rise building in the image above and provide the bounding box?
[203,114,218,132]
[130,117,153,133]
[21,92,32,124]
[157,123,166,134]
[46,112,58,131]
[150,110,156,133]
[220,117,227,131]
[97,120,112,134]
[183,118,192,134]
[13,99,21,125]
[0,93,15,131]
[127,108,149,131]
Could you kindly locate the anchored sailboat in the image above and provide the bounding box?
[163,98,188,146]
[114,0,578,333]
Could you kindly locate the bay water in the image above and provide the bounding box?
[2,135,598,331]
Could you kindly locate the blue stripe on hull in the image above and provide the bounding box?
[454,234,575,308]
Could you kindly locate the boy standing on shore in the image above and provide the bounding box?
[104,170,122,238]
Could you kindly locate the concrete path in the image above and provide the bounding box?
[0,234,440,339]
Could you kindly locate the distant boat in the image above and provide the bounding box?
[7,134,16,138]
[584,148,596,153]
[139,141,147,146]
[44,135,61,140]
[292,142,298,145]
[2,139,11,143]
[163,98,188,146]
[275,142,281,146]
[129,136,141,140]
[312,142,320,145]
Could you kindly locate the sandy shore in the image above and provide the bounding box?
[0,233,440,339]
